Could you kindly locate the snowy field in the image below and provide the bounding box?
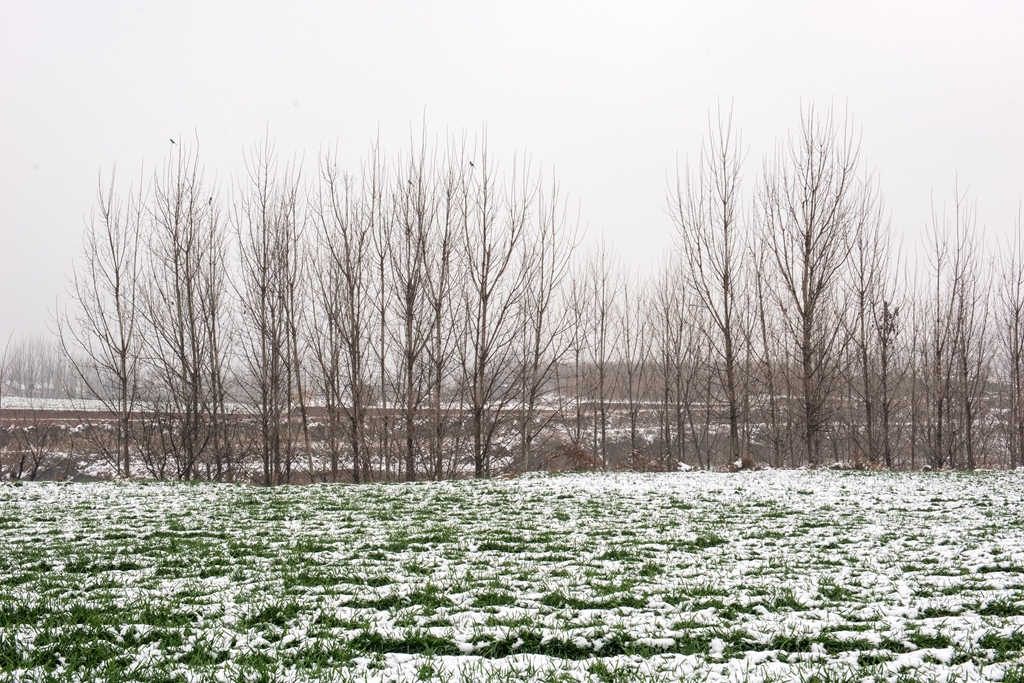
[1,472,1023,683]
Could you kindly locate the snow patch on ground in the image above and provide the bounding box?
[0,471,1022,681]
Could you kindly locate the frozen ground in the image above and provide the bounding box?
[1,471,1023,682]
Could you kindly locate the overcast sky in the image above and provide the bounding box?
[1,0,1022,343]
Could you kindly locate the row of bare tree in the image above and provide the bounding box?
[52,131,577,483]
[662,107,1024,473]
[19,109,1022,482]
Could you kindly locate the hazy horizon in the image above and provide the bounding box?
[2,0,1022,343]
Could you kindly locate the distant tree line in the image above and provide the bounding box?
[6,107,1020,481]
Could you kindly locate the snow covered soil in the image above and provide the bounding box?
[1,471,1023,682]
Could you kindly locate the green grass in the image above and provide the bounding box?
[0,471,1023,681]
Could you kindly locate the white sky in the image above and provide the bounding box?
[1,0,1022,343]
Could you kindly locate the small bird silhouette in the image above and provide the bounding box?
[170,138,176,145]
[469,160,475,168]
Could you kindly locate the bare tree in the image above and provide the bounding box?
[949,198,989,470]
[6,411,60,481]
[461,139,529,477]
[999,211,1024,469]
[57,169,144,478]
[309,151,374,483]
[234,140,304,485]
[367,142,396,481]
[390,140,436,481]
[2,334,81,400]
[425,145,468,479]
[908,289,927,470]
[46,115,1024,479]
[919,188,985,469]
[143,143,224,480]
[516,172,577,471]
[0,333,11,412]
[671,110,749,465]
[874,291,908,469]
[586,240,620,468]
[842,185,897,466]
[760,106,860,466]
[618,270,651,464]
[557,263,594,455]
[685,305,721,469]
[749,243,794,468]
[308,198,347,483]
[651,259,683,470]
[284,211,313,484]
